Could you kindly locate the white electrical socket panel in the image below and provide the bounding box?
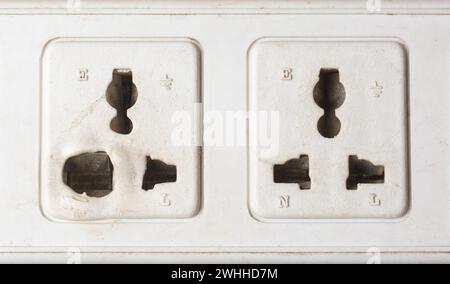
[41,38,202,221]
[249,38,409,220]
[1,0,450,263]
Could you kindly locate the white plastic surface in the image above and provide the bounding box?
[249,38,409,219]
[41,38,202,221]
[0,0,449,263]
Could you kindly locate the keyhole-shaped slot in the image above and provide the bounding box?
[313,68,346,138]
[106,69,138,135]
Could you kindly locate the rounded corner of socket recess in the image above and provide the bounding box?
[40,37,203,222]
[248,37,410,221]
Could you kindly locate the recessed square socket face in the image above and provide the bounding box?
[249,38,409,220]
[41,38,202,221]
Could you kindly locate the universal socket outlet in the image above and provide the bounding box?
[249,38,409,220]
[41,38,202,221]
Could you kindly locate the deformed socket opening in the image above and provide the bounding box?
[274,155,311,190]
[346,155,385,190]
[62,151,114,198]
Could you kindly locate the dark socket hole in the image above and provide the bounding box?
[106,69,138,135]
[62,152,114,198]
[274,155,311,190]
[346,155,385,190]
[142,156,177,190]
[313,68,346,138]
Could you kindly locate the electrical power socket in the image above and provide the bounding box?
[249,38,409,220]
[2,0,450,263]
[41,38,202,221]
